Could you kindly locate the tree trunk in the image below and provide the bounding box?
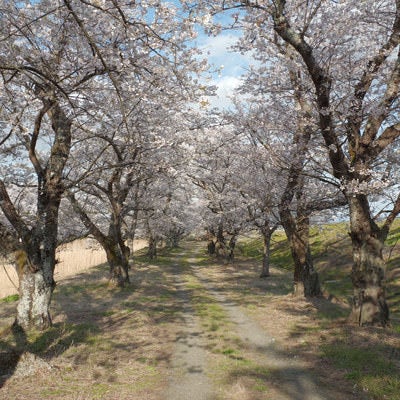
[207,240,216,255]
[11,199,59,330]
[347,195,389,326]
[206,228,216,255]
[260,227,273,278]
[147,235,157,259]
[105,245,130,287]
[0,100,72,330]
[16,262,53,330]
[15,200,60,329]
[228,233,238,262]
[294,214,321,297]
[280,209,322,297]
[67,192,131,287]
[215,223,227,259]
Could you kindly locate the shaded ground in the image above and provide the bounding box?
[0,240,399,399]
[177,247,366,400]
[195,271,335,400]
[0,261,178,400]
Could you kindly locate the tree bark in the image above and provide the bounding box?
[207,240,216,255]
[347,195,389,326]
[15,260,54,330]
[0,100,72,330]
[215,223,227,259]
[259,225,275,278]
[267,0,400,324]
[104,243,130,286]
[67,192,130,287]
[227,231,238,262]
[280,208,321,297]
[108,215,130,286]
[147,235,157,259]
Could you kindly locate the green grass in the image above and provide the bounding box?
[237,221,400,310]
[322,344,400,399]
[237,231,293,270]
[1,293,19,303]
[237,237,264,260]
[91,382,110,398]
[186,276,229,334]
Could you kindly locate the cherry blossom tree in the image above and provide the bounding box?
[227,140,280,277]
[0,0,207,329]
[202,0,400,325]
[187,125,251,260]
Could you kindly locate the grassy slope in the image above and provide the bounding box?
[237,219,400,321]
[236,220,400,400]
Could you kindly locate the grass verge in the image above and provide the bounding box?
[234,228,400,400]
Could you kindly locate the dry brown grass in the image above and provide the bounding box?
[0,250,179,400]
[0,239,148,299]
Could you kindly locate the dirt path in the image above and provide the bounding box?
[165,247,338,400]
[165,276,214,400]
[194,271,336,400]
[0,241,395,399]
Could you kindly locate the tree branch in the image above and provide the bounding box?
[29,103,51,178]
[0,180,30,240]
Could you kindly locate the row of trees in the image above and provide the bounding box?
[0,0,208,329]
[190,0,400,326]
[1,0,400,330]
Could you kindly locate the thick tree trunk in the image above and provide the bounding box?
[0,100,72,330]
[16,264,53,330]
[228,233,238,262]
[15,203,59,329]
[294,218,321,297]
[215,223,227,259]
[12,199,59,330]
[147,235,157,259]
[105,245,130,287]
[68,193,131,287]
[347,195,389,326]
[205,228,216,255]
[207,240,216,255]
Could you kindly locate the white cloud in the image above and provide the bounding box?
[199,33,239,57]
[207,75,243,110]
[197,33,251,77]
[195,32,254,109]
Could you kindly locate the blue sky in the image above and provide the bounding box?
[197,32,249,108]
[193,18,253,110]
